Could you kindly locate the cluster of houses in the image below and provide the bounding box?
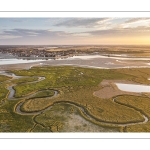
[0,48,77,59]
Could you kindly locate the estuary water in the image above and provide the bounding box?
[0,54,150,70]
[66,55,150,60]
[0,59,44,65]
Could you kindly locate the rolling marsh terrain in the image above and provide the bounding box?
[0,66,150,132]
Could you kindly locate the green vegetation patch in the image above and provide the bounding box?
[1,66,150,132]
[115,68,150,85]
[21,86,144,124]
[19,66,149,124]
[12,66,133,97]
[31,90,55,99]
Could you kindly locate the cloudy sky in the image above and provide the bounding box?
[0,18,150,45]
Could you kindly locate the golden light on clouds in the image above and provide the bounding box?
[0,18,150,45]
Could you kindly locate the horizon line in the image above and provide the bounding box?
[1,44,150,46]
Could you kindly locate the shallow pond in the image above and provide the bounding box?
[115,83,150,93]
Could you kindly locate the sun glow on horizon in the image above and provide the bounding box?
[0,18,150,45]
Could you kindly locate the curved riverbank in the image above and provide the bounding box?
[7,76,46,100]
[15,90,58,115]
[112,97,148,126]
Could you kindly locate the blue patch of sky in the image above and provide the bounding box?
[0,18,96,35]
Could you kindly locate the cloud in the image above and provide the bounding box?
[124,18,150,24]
[111,18,150,29]
[0,28,72,40]
[27,32,40,35]
[84,26,150,37]
[71,33,91,37]
[1,25,150,41]
[2,29,42,36]
[0,35,22,39]
[54,18,109,28]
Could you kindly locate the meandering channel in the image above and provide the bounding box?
[15,90,58,115]
[7,76,46,100]
[1,71,149,130]
[112,97,148,126]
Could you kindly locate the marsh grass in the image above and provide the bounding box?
[1,66,150,132]
[0,100,34,132]
[31,124,51,132]
[0,75,11,82]
[116,95,150,132]
[115,68,150,84]
[12,66,133,97]
[30,90,55,99]
[0,84,9,105]
[34,103,120,132]
[21,86,144,124]
[12,77,39,84]
[18,67,150,124]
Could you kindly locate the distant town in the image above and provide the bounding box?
[1,45,150,60]
[0,46,79,59]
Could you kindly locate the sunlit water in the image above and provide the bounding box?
[0,59,45,65]
[66,55,150,60]
[115,83,150,93]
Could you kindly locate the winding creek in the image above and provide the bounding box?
[112,97,148,127]
[15,90,58,115]
[6,76,46,100]
[0,71,150,130]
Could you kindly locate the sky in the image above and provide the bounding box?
[0,18,150,45]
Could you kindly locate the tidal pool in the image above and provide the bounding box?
[115,83,150,93]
